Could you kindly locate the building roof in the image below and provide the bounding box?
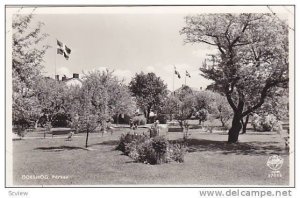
[64,78,83,87]
[173,85,202,94]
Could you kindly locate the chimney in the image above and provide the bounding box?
[55,75,59,81]
[62,75,67,81]
[73,73,79,79]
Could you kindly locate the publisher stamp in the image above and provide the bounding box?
[267,155,284,178]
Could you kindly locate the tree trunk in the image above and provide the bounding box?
[220,118,225,127]
[145,109,149,124]
[241,119,245,134]
[241,114,250,134]
[146,111,150,123]
[228,114,242,143]
[35,120,39,129]
[146,106,152,124]
[227,95,245,143]
[179,120,183,128]
[85,130,89,148]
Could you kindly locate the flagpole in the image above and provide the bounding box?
[173,66,175,93]
[55,37,57,76]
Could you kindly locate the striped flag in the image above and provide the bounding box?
[186,70,191,78]
[174,66,181,79]
[64,45,71,60]
[57,40,64,55]
[57,40,71,60]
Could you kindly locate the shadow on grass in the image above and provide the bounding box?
[12,138,23,141]
[34,146,86,152]
[239,132,279,135]
[199,132,278,136]
[125,160,139,164]
[170,139,288,156]
[90,140,120,147]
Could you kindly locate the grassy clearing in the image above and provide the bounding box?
[12,127,289,186]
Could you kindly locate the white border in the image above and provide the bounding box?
[1,1,298,198]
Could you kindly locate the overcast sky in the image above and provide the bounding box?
[13,6,293,91]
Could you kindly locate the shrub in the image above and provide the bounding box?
[116,133,185,164]
[251,114,278,132]
[168,143,186,163]
[195,109,208,125]
[16,129,27,138]
[272,121,283,133]
[223,120,231,130]
[116,133,148,154]
[51,112,71,128]
[156,114,168,124]
[132,115,147,125]
[132,139,158,164]
[151,136,169,163]
[112,114,131,124]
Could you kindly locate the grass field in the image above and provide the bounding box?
[12,127,290,186]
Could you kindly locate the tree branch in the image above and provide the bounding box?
[241,78,288,117]
[224,18,233,45]
[231,15,251,47]
[225,83,238,111]
[196,39,218,46]
[226,92,237,112]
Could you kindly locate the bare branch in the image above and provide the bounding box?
[196,39,218,46]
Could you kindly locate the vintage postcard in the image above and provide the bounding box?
[5,5,295,187]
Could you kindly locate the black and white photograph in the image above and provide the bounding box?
[5,5,295,188]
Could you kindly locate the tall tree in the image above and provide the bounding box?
[35,77,72,128]
[181,14,289,143]
[12,14,49,132]
[129,72,168,123]
[163,94,194,128]
[209,92,233,127]
[77,71,112,148]
[112,84,137,124]
[74,70,135,147]
[193,91,214,125]
[162,95,181,121]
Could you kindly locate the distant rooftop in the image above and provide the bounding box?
[55,73,82,87]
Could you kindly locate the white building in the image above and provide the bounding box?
[55,73,83,88]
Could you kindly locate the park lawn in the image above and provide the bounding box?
[12,128,290,186]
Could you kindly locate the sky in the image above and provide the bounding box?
[37,13,216,91]
[10,6,294,91]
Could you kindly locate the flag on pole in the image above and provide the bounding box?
[57,40,64,55]
[174,66,181,79]
[64,45,71,60]
[186,70,191,78]
[57,39,71,60]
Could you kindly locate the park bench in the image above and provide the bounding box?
[49,128,75,138]
[167,121,183,132]
[167,127,183,132]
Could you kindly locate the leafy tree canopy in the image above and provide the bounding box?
[181,13,289,142]
[129,72,168,122]
[12,14,49,129]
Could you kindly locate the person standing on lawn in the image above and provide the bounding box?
[150,120,160,138]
